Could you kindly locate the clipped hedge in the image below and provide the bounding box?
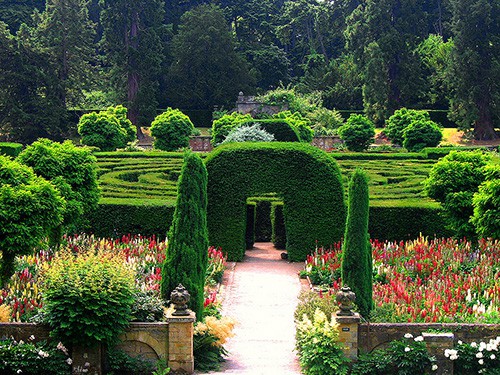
[86,199,175,238]
[368,202,451,241]
[246,203,256,249]
[238,119,301,142]
[271,202,286,249]
[206,142,346,261]
[0,142,23,157]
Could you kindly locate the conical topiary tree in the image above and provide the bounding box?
[341,169,373,318]
[161,151,208,320]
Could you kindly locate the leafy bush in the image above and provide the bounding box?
[78,106,135,151]
[237,118,301,142]
[402,119,443,151]
[150,108,194,151]
[222,123,275,143]
[295,309,349,375]
[271,202,286,249]
[0,338,72,375]
[131,290,164,322]
[211,112,253,145]
[309,107,345,136]
[385,108,430,146]
[450,338,500,374]
[273,111,314,142]
[40,249,136,347]
[17,139,100,238]
[105,347,155,375]
[294,290,338,322]
[472,164,500,239]
[338,114,375,152]
[0,156,64,285]
[0,142,23,157]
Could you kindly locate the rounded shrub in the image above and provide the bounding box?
[385,108,430,146]
[41,249,136,347]
[472,164,500,239]
[338,114,375,152]
[211,112,253,145]
[272,111,314,142]
[237,119,301,142]
[222,124,275,143]
[402,119,443,151]
[150,108,194,151]
[104,105,136,143]
[78,111,129,151]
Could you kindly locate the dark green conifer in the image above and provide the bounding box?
[161,151,208,320]
[341,169,373,318]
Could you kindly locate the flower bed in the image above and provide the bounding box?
[300,236,500,323]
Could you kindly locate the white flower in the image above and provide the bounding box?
[29,335,35,341]
[414,336,424,342]
[476,352,484,358]
[471,342,478,348]
[479,359,484,365]
[66,358,73,365]
[458,340,463,345]
[17,370,22,374]
[492,354,496,360]
[404,333,413,339]
[432,364,438,371]
[38,350,49,358]
[405,347,411,352]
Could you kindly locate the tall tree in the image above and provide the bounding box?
[100,0,165,136]
[346,0,429,123]
[447,0,499,140]
[0,0,44,32]
[161,151,208,321]
[0,22,67,143]
[166,4,254,110]
[30,0,96,107]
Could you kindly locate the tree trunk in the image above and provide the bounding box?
[474,97,498,140]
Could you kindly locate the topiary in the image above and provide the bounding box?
[161,151,208,320]
[402,119,442,151]
[222,124,275,143]
[40,248,136,347]
[385,108,430,146]
[150,108,195,151]
[211,112,253,145]
[0,156,64,285]
[273,111,314,142]
[338,114,375,152]
[341,169,373,318]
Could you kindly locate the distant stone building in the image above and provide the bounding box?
[235,92,286,116]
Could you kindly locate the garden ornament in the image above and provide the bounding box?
[336,285,356,316]
[170,284,191,316]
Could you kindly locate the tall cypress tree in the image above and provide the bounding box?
[341,168,373,318]
[161,151,208,320]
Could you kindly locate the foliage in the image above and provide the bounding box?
[211,112,253,145]
[272,111,314,142]
[205,247,226,287]
[472,164,500,239]
[257,87,319,116]
[0,337,71,375]
[450,338,500,374]
[237,119,301,142]
[150,108,194,151]
[40,248,136,347]
[295,309,349,375]
[104,105,136,143]
[78,110,130,151]
[424,151,491,237]
[352,335,435,374]
[301,243,342,287]
[294,290,338,323]
[0,303,11,321]
[222,124,275,144]
[271,202,286,249]
[17,138,100,237]
[308,107,345,136]
[105,347,155,375]
[161,151,208,320]
[193,316,235,371]
[131,289,164,322]
[385,108,431,146]
[342,169,373,318]
[205,142,346,261]
[402,119,443,152]
[338,114,375,152]
[0,142,23,157]
[0,156,64,285]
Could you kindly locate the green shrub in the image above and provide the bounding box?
[211,112,252,145]
[308,107,345,136]
[236,119,301,142]
[131,290,165,322]
[402,119,443,151]
[342,169,373,318]
[0,338,72,374]
[338,114,375,152]
[251,199,273,241]
[0,156,64,285]
[17,139,100,237]
[0,142,23,157]
[294,290,338,322]
[41,249,136,347]
[271,202,286,249]
[105,347,156,375]
[295,309,349,375]
[385,108,430,146]
[206,142,346,261]
[246,203,256,249]
[472,164,500,239]
[222,123,275,143]
[78,107,133,151]
[272,111,314,142]
[161,151,208,320]
[150,108,194,151]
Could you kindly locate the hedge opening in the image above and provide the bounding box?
[205,142,346,261]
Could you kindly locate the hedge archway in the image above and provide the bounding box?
[205,142,346,262]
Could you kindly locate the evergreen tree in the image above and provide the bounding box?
[341,169,373,318]
[161,151,208,321]
[0,0,44,32]
[30,0,96,107]
[447,0,499,140]
[100,0,165,135]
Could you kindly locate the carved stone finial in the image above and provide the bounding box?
[170,284,191,316]
[336,285,356,316]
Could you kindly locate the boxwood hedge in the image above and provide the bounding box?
[205,142,346,261]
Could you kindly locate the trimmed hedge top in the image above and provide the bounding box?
[205,142,346,261]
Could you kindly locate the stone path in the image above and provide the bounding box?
[204,242,304,374]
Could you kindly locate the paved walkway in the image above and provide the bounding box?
[206,242,304,374]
